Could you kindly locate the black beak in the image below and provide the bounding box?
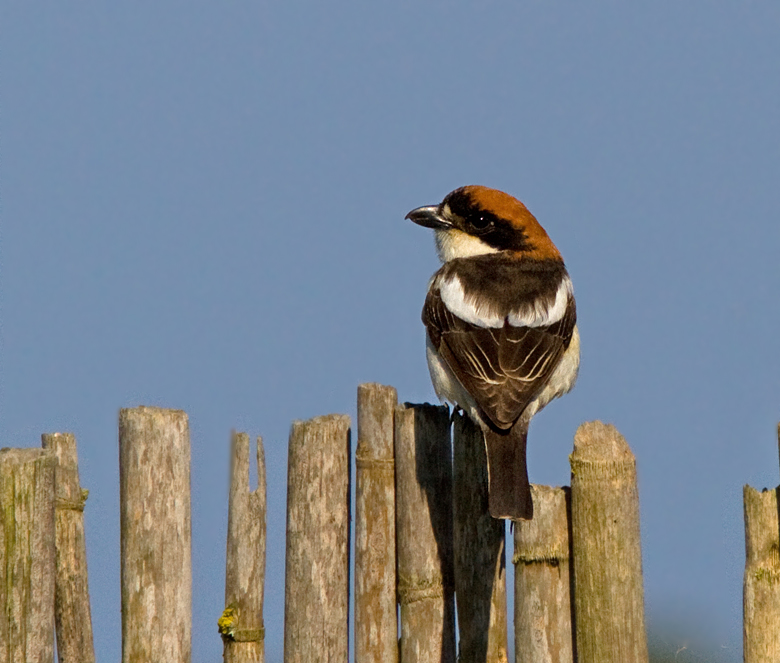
[405,205,451,230]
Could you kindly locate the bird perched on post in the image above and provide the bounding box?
[406,185,579,520]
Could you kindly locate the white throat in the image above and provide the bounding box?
[434,228,499,263]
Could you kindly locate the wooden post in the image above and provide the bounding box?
[41,433,96,663]
[0,447,56,663]
[284,414,351,663]
[569,421,648,663]
[452,412,507,663]
[743,485,780,663]
[394,403,456,663]
[119,406,192,663]
[355,384,398,663]
[513,485,574,663]
[220,432,267,663]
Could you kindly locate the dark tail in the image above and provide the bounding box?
[484,423,532,520]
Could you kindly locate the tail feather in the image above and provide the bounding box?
[484,423,532,520]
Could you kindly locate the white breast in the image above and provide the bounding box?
[425,336,486,429]
[524,325,580,419]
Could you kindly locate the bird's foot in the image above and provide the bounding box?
[449,405,463,425]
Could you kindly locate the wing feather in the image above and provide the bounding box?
[423,272,576,431]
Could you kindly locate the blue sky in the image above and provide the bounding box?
[3,3,780,661]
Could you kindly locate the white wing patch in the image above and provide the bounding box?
[438,276,504,327]
[438,273,573,329]
[507,275,572,328]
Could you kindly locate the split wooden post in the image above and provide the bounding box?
[220,432,267,663]
[355,384,398,663]
[452,412,507,663]
[569,421,648,663]
[513,485,574,663]
[0,447,56,663]
[119,406,192,663]
[41,433,95,663]
[394,403,456,663]
[284,414,351,663]
[743,485,780,663]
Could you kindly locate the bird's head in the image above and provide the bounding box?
[406,185,561,264]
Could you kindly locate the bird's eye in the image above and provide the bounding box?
[470,214,492,230]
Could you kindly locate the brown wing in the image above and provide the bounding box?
[423,285,576,431]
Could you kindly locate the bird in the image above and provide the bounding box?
[406,185,579,520]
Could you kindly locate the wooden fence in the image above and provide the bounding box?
[0,382,778,662]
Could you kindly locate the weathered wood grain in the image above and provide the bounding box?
[0,447,56,663]
[452,412,507,663]
[394,403,456,663]
[41,433,95,663]
[743,484,780,663]
[355,384,398,663]
[569,421,648,663]
[221,432,267,663]
[513,485,573,663]
[119,406,192,663]
[284,414,351,663]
